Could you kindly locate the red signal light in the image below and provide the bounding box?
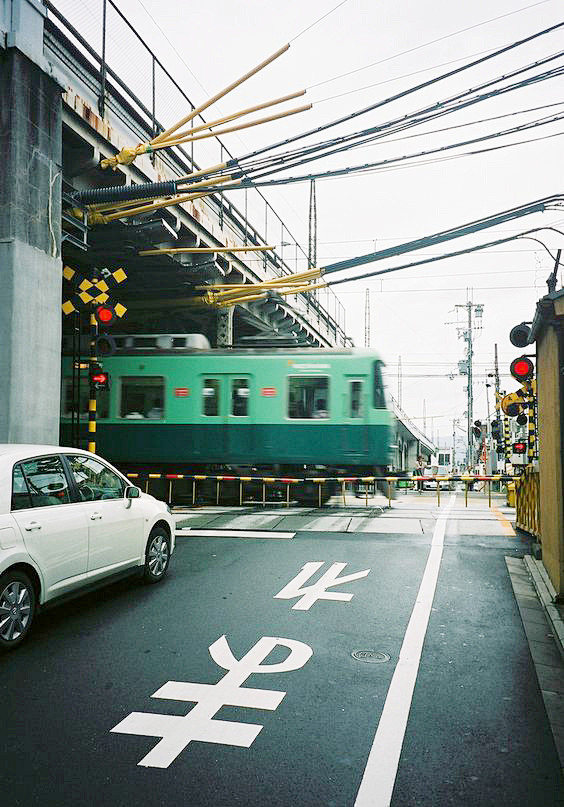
[512,441,526,455]
[91,372,108,384]
[95,304,116,326]
[510,356,534,382]
[89,364,110,390]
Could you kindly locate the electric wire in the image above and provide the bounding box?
[224,21,564,167]
[181,52,564,192]
[325,221,564,286]
[307,0,557,89]
[290,0,351,43]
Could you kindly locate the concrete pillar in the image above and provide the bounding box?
[0,38,63,442]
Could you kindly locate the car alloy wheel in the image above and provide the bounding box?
[143,528,171,583]
[0,571,36,649]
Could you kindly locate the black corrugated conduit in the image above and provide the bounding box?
[73,180,177,204]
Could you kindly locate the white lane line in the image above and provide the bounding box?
[175,529,295,539]
[354,493,456,807]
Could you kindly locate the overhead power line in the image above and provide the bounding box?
[308,0,557,89]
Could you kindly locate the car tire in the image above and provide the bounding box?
[0,569,36,650]
[143,527,171,584]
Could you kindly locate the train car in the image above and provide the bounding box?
[60,341,393,502]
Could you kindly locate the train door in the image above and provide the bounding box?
[225,375,253,459]
[200,375,227,459]
[341,377,368,457]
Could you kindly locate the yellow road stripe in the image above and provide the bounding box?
[492,506,515,536]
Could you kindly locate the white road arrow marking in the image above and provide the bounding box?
[274,561,371,610]
[111,635,312,768]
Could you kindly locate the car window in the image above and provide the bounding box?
[66,455,125,501]
[20,456,71,507]
[11,464,32,511]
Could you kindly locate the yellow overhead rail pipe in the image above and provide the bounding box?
[139,245,275,256]
[151,43,290,145]
[100,43,295,170]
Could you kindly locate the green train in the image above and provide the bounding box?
[60,343,392,501]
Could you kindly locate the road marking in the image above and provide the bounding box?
[175,529,295,539]
[111,635,312,768]
[492,506,515,536]
[274,561,371,610]
[354,494,457,807]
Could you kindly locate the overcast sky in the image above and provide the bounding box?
[56,0,564,450]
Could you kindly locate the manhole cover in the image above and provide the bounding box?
[351,650,391,664]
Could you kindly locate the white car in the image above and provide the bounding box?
[422,466,454,491]
[0,445,175,649]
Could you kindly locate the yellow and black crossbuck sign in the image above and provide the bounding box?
[62,265,127,317]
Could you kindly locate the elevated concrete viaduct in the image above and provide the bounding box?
[1,0,435,459]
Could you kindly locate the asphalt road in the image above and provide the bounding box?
[1,492,563,806]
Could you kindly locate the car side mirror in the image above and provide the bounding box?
[126,486,141,499]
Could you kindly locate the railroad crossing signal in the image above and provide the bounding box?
[510,356,534,383]
[89,365,110,390]
[61,265,127,316]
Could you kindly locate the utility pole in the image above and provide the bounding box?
[364,288,370,347]
[308,179,317,269]
[455,300,483,469]
[466,302,473,468]
[452,418,458,467]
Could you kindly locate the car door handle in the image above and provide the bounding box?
[24,521,42,531]
[90,512,102,521]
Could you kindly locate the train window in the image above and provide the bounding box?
[288,376,329,419]
[202,379,221,416]
[231,379,249,417]
[62,378,109,419]
[120,376,165,419]
[373,362,386,409]
[349,381,363,418]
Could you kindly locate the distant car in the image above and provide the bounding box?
[0,445,175,649]
[422,466,454,490]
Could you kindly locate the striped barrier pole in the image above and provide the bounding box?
[87,311,98,453]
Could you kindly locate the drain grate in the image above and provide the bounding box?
[351,650,391,664]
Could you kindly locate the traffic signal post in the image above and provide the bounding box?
[88,310,98,453]
[62,265,126,452]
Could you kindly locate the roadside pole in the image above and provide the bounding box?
[88,307,98,453]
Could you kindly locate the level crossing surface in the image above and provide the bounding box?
[1,492,562,806]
